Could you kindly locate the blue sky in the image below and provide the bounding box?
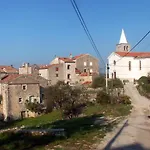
[0,0,150,67]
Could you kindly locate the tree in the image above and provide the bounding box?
[91,76,105,88]
[44,81,88,119]
[62,87,88,119]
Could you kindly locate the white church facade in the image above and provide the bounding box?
[108,29,150,82]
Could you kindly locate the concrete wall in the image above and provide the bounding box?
[39,69,49,80]
[75,54,99,74]
[108,52,150,81]
[63,62,77,85]
[48,64,64,85]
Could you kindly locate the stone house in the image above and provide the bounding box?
[39,58,77,85]
[46,54,99,85]
[0,74,49,121]
[72,54,99,74]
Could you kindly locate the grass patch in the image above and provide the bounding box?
[0,104,132,150]
[84,104,132,117]
[3,110,61,129]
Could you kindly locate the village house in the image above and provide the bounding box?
[39,58,77,85]
[108,29,150,82]
[0,74,49,121]
[42,53,99,85]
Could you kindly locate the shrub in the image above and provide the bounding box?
[92,76,105,88]
[108,78,123,89]
[96,91,110,104]
[118,95,131,105]
[138,76,150,85]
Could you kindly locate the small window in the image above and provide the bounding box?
[114,60,116,66]
[19,98,23,103]
[90,62,93,66]
[22,85,27,91]
[56,74,58,77]
[67,74,71,79]
[84,68,86,72]
[84,62,87,66]
[126,46,128,51]
[67,65,71,70]
[55,67,59,71]
[124,46,126,51]
[90,69,93,73]
[129,61,131,71]
[139,60,141,70]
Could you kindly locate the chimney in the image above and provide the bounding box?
[69,54,73,59]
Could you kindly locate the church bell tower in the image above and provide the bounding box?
[116,29,130,52]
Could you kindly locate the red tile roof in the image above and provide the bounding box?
[82,81,92,85]
[59,57,75,63]
[75,68,81,74]
[0,66,18,73]
[116,52,150,58]
[0,74,20,83]
[72,54,86,60]
[39,64,59,69]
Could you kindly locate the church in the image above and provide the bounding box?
[108,29,150,82]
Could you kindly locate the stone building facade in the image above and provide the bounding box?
[39,58,77,85]
[73,54,99,74]
[0,74,49,121]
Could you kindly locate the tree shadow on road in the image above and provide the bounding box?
[104,120,148,150]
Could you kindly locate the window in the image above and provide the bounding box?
[114,60,116,66]
[90,69,93,73]
[55,67,59,71]
[84,68,86,72]
[84,62,87,66]
[126,46,128,51]
[139,60,141,70]
[19,98,23,103]
[56,74,58,77]
[129,61,131,71]
[67,65,71,70]
[22,84,27,91]
[67,74,71,79]
[124,46,126,51]
[90,62,93,66]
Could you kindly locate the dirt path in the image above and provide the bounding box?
[96,82,150,150]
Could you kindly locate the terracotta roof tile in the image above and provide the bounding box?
[39,64,59,69]
[0,66,18,73]
[116,52,150,58]
[59,57,75,63]
[0,74,21,83]
[72,54,86,60]
[82,81,92,85]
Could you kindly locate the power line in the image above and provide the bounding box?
[109,30,150,66]
[70,0,105,68]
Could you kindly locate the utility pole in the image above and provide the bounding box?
[106,63,109,93]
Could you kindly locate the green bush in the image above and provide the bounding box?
[96,91,110,104]
[108,78,123,89]
[138,76,150,85]
[92,76,105,88]
[118,95,131,105]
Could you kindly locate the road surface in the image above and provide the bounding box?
[97,82,150,150]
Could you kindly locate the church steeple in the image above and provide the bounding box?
[119,29,127,44]
[116,29,130,52]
